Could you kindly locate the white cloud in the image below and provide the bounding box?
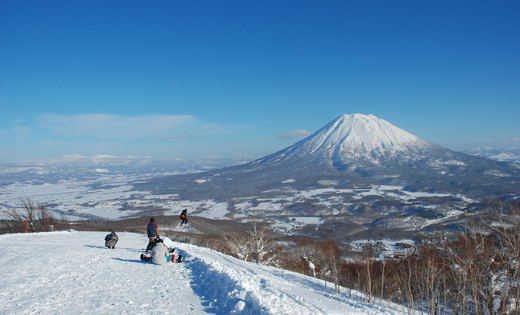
[37,114,199,139]
[277,129,311,139]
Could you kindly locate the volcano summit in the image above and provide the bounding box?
[263,113,437,165]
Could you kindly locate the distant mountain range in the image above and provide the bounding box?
[464,147,520,164]
[0,154,256,186]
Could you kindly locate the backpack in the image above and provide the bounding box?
[140,252,152,262]
[146,237,162,251]
[168,254,184,263]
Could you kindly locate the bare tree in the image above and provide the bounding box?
[220,228,252,261]
[4,198,61,233]
[320,240,342,294]
[362,242,375,302]
[247,219,279,266]
[295,240,322,278]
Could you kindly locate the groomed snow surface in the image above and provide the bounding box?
[0,231,417,315]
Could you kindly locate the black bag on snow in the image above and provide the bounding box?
[140,252,152,261]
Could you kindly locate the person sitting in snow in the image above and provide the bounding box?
[104,231,118,249]
[150,238,170,265]
[180,209,188,226]
[147,217,159,249]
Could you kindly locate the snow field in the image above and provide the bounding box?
[0,231,206,314]
[0,231,415,315]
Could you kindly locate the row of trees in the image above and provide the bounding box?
[197,200,520,314]
[352,199,520,315]
[1,198,69,233]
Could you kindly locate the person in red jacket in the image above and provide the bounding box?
[147,217,159,247]
[180,209,188,226]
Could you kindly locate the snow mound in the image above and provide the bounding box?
[0,231,413,315]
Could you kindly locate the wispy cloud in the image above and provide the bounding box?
[13,126,31,140]
[277,129,311,139]
[156,135,205,141]
[37,114,205,140]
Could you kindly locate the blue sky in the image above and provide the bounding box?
[1,1,519,161]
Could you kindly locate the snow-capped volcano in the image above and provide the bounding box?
[141,114,520,217]
[264,114,436,166]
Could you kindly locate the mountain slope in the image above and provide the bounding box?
[0,231,411,315]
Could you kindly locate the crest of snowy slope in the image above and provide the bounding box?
[262,114,437,165]
[0,231,412,315]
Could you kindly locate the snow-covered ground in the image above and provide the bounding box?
[0,231,417,315]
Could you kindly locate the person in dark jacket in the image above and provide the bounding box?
[147,218,159,248]
[105,231,118,249]
[180,209,188,226]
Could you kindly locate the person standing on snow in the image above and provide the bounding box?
[151,238,170,264]
[147,217,159,247]
[180,209,188,226]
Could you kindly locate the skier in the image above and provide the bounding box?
[147,218,159,249]
[180,209,188,226]
[150,238,170,265]
[104,231,118,249]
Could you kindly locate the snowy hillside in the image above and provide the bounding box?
[0,231,414,315]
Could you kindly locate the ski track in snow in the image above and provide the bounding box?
[0,231,415,315]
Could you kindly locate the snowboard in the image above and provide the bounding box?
[140,252,183,263]
[168,254,184,263]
